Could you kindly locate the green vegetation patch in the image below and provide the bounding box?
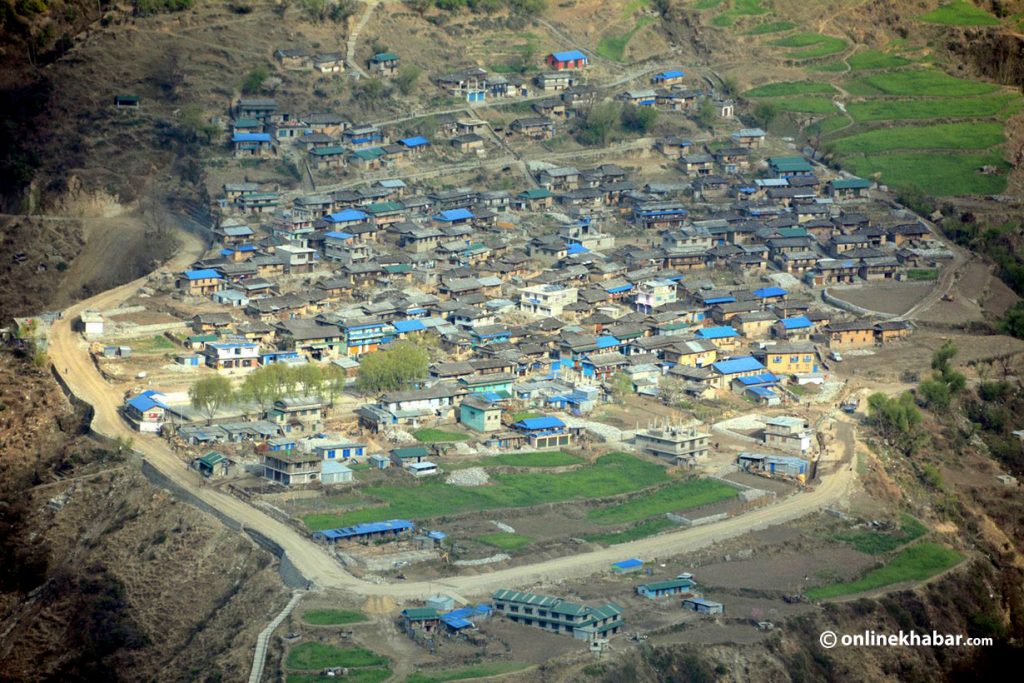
[695,0,726,9]
[832,514,928,555]
[845,69,998,97]
[827,122,1004,154]
[509,410,541,422]
[484,451,584,467]
[746,20,796,35]
[771,32,847,59]
[847,49,912,71]
[920,0,999,26]
[302,609,367,625]
[840,152,1008,196]
[287,643,388,670]
[744,81,836,97]
[413,428,469,443]
[596,16,656,62]
[584,517,676,545]
[406,662,530,683]
[125,335,176,353]
[846,94,1021,122]
[475,533,533,551]
[906,269,939,281]
[807,542,963,600]
[808,61,847,73]
[587,479,737,525]
[304,453,670,529]
[771,97,837,114]
[289,671,391,683]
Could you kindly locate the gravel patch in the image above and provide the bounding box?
[446,467,490,487]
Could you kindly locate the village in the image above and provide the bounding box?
[43,35,960,675]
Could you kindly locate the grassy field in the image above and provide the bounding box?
[840,152,1009,195]
[772,97,837,114]
[809,61,848,73]
[475,533,533,551]
[806,542,963,600]
[710,0,770,27]
[302,609,367,625]
[287,643,388,670]
[771,33,847,59]
[906,269,939,281]
[827,122,1004,154]
[845,69,998,97]
[831,514,928,555]
[847,49,912,71]
[920,0,999,26]
[413,428,469,443]
[587,479,737,525]
[744,81,836,97]
[124,335,177,353]
[289,671,391,683]
[583,517,676,545]
[846,94,1020,122]
[509,410,541,422]
[746,20,796,35]
[406,662,530,683]
[695,0,726,9]
[596,16,656,61]
[304,453,670,529]
[484,451,584,467]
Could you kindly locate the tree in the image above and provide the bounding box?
[177,104,218,144]
[293,363,324,397]
[356,341,429,395]
[609,372,633,402]
[189,376,234,424]
[752,101,778,128]
[355,78,388,110]
[241,66,268,94]
[917,377,951,411]
[867,391,923,456]
[240,368,276,414]
[693,98,715,130]
[329,0,358,22]
[322,363,346,406]
[395,65,422,96]
[620,104,658,134]
[1000,302,1024,339]
[574,102,620,146]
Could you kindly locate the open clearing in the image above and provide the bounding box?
[844,69,999,97]
[846,94,1021,123]
[586,479,738,525]
[828,282,933,315]
[744,81,836,97]
[847,49,912,71]
[286,642,389,670]
[827,122,1004,154]
[406,663,531,683]
[919,0,1000,26]
[806,542,964,600]
[839,152,1009,195]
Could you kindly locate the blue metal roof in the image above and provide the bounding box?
[435,208,474,222]
[326,209,368,223]
[551,49,588,62]
[696,326,738,339]
[325,230,354,240]
[400,136,430,147]
[183,268,221,280]
[515,416,565,430]
[232,133,271,142]
[613,558,643,569]
[443,617,473,629]
[748,386,777,398]
[713,356,765,375]
[736,372,780,385]
[605,283,634,294]
[595,335,620,349]
[392,319,427,333]
[313,519,414,540]
[781,316,812,330]
[656,69,685,79]
[704,296,736,305]
[566,243,589,255]
[126,390,168,413]
[753,287,787,298]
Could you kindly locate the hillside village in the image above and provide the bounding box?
[10,1,1024,679]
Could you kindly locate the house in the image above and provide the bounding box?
[737,452,808,480]
[192,451,230,478]
[321,460,354,484]
[620,89,657,107]
[651,69,686,86]
[491,589,623,641]
[768,156,813,177]
[123,390,169,432]
[764,416,812,454]
[232,132,274,158]
[731,128,766,148]
[545,50,589,70]
[262,450,320,486]
[275,47,311,69]
[79,309,104,337]
[682,597,724,615]
[368,52,400,77]
[235,97,277,121]
[535,72,576,91]
[460,395,503,432]
[313,52,344,74]
[202,341,259,371]
[875,320,913,344]
[695,326,740,351]
[634,423,710,467]
[312,519,414,544]
[268,396,324,431]
[177,269,224,297]
[634,279,678,313]
[513,416,571,450]
[679,154,713,176]
[309,145,346,170]
[636,576,695,599]
[407,461,439,477]
[828,177,871,200]
[114,94,140,109]
[510,117,555,140]
[710,356,766,390]
[611,558,644,574]
[519,284,578,317]
[656,136,693,159]
[761,343,818,375]
[825,320,876,349]
[889,223,932,246]
[512,186,554,210]
[451,133,485,151]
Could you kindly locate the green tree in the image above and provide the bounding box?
[240,367,277,414]
[867,391,923,456]
[693,98,715,130]
[395,65,422,95]
[177,104,218,144]
[575,102,620,146]
[356,341,429,395]
[917,377,951,411]
[189,376,234,424]
[329,0,359,22]
[241,66,268,94]
[752,101,778,128]
[620,104,658,133]
[355,78,388,110]
[609,372,633,401]
[322,363,346,406]
[294,363,324,397]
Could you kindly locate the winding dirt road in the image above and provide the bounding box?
[47,229,857,602]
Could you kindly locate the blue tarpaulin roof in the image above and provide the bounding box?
[612,558,643,569]
[713,357,765,375]
[435,208,474,222]
[126,390,168,413]
[400,136,430,147]
[655,69,685,79]
[392,319,427,333]
[551,49,588,62]
[183,268,221,280]
[232,132,271,142]
[566,243,589,255]
[595,336,620,349]
[605,283,634,294]
[696,326,738,339]
[313,519,414,540]
[326,209,367,223]
[754,287,787,298]
[736,372,780,385]
[515,416,565,430]
[704,296,736,304]
[781,316,812,330]
[325,231,354,240]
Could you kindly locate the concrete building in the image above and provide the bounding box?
[321,460,354,485]
[79,309,104,337]
[634,279,678,313]
[519,284,578,317]
[636,576,695,599]
[763,416,812,454]
[460,395,503,432]
[683,597,724,615]
[262,450,321,485]
[491,589,623,641]
[634,422,710,467]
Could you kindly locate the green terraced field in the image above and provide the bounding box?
[583,518,676,545]
[771,97,837,114]
[587,479,737,525]
[920,0,999,26]
[846,94,1021,122]
[744,81,836,97]
[302,609,367,625]
[827,122,1004,154]
[847,49,912,71]
[844,69,999,97]
[806,542,963,600]
[475,533,533,550]
[287,644,388,670]
[840,152,1009,196]
[771,32,848,59]
[746,20,796,35]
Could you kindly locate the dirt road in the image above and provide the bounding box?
[48,230,858,602]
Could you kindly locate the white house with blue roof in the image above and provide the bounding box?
[123,390,170,432]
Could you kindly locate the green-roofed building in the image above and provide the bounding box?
[491,589,624,640]
[192,451,229,478]
[635,576,696,599]
[828,176,872,200]
[768,156,813,176]
[391,446,430,464]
